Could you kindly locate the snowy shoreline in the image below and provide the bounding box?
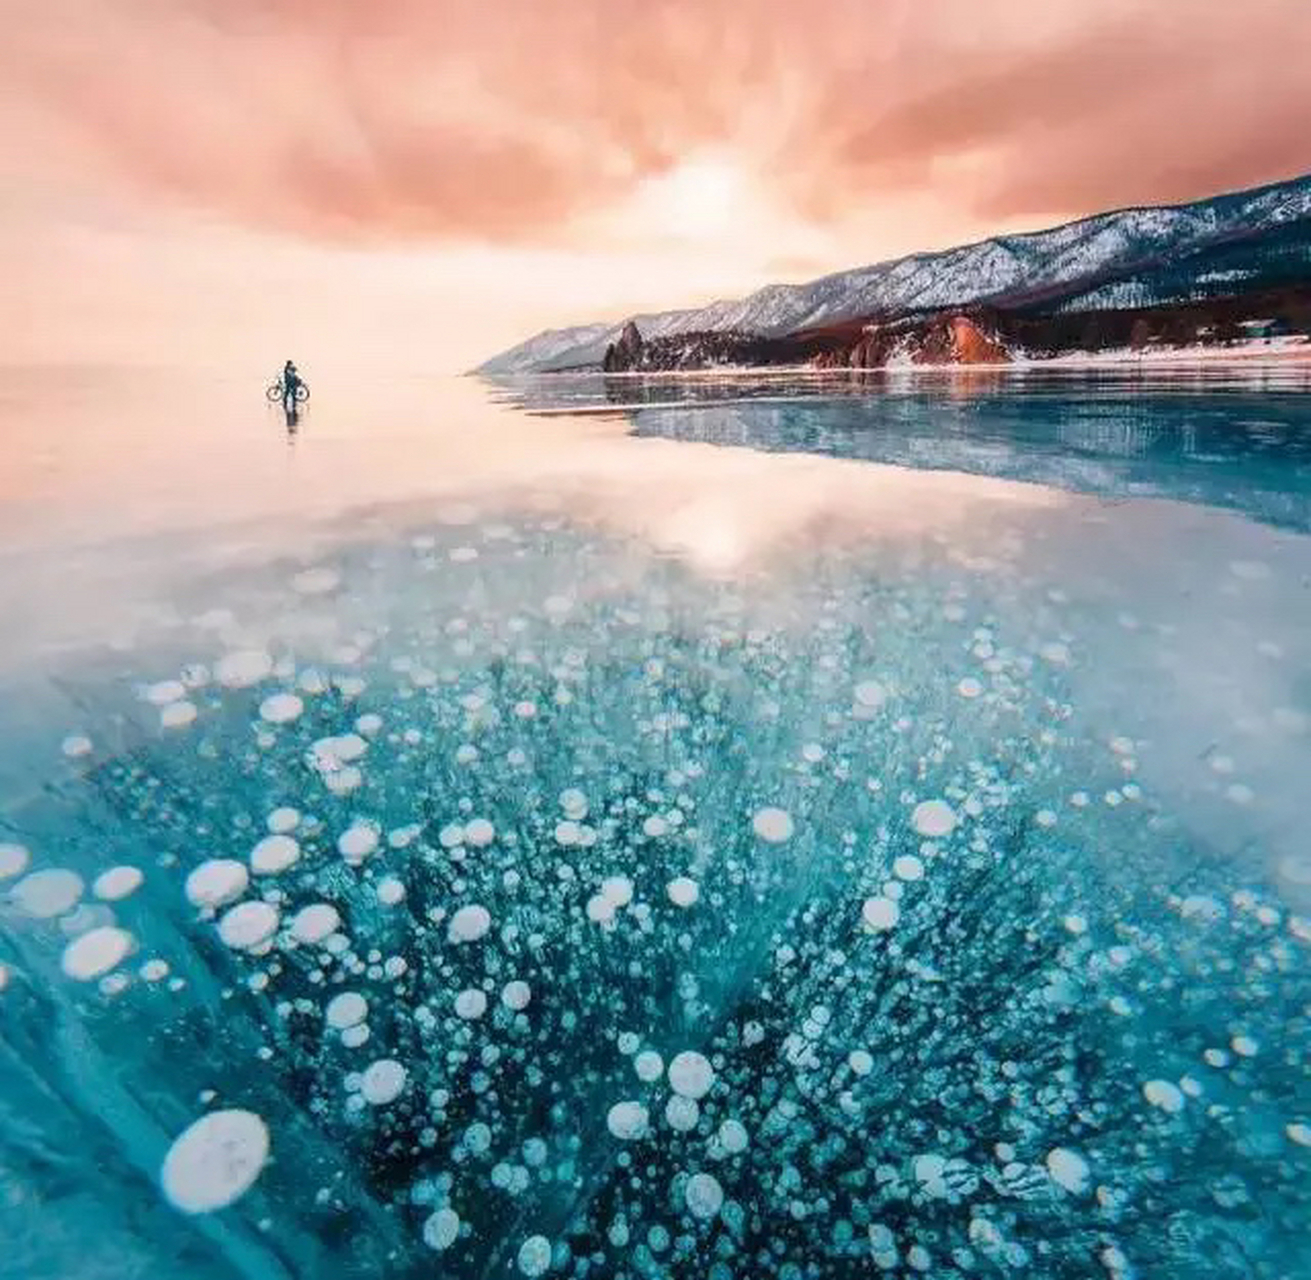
[506,335,1310,379]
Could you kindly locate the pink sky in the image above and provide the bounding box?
[3,0,1309,373]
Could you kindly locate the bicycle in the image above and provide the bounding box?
[266,381,310,403]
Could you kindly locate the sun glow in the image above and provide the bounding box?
[632,154,751,241]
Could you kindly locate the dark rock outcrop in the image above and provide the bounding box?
[602,321,645,371]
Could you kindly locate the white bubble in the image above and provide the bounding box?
[326,992,368,1029]
[559,789,588,819]
[606,1101,650,1140]
[161,1109,269,1213]
[911,799,957,838]
[684,1172,724,1219]
[716,1119,749,1154]
[752,807,794,843]
[1231,1034,1258,1058]
[862,896,900,932]
[667,877,700,908]
[90,865,143,902]
[854,680,887,709]
[251,835,300,875]
[1143,1079,1185,1114]
[61,735,93,758]
[1287,1123,1311,1148]
[668,1050,714,1099]
[665,1095,700,1131]
[267,807,300,834]
[185,860,248,909]
[849,1050,874,1076]
[634,1050,664,1083]
[161,701,198,729]
[376,877,406,906]
[502,980,532,1011]
[1045,1147,1090,1193]
[215,650,273,689]
[11,868,84,918]
[586,894,616,924]
[1039,641,1071,666]
[517,1235,552,1277]
[892,855,924,882]
[337,823,379,865]
[360,1058,407,1105]
[423,1207,461,1251]
[61,926,133,980]
[957,677,983,698]
[463,818,495,847]
[448,904,492,943]
[600,876,634,907]
[455,988,488,1020]
[217,901,280,951]
[259,693,304,724]
[0,843,31,880]
[291,903,340,944]
[144,680,186,706]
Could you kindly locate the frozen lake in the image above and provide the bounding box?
[1,365,1309,1278]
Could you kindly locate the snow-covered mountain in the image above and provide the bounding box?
[476,173,1311,374]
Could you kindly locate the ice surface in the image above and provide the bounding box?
[1,418,1310,1279]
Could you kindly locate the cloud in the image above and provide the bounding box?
[3,0,1309,249]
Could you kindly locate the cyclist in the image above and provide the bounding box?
[282,359,303,409]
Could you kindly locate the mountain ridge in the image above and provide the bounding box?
[476,171,1311,375]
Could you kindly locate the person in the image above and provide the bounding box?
[282,359,302,410]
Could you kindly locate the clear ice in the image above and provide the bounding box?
[2,491,1310,1280]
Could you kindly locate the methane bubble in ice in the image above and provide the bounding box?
[862,896,900,931]
[267,807,300,834]
[326,992,368,1030]
[752,807,794,843]
[854,679,887,709]
[911,799,957,838]
[250,835,300,875]
[291,903,340,944]
[635,1051,664,1082]
[454,989,487,1019]
[501,980,531,1010]
[463,818,495,847]
[423,1207,461,1251]
[668,1050,714,1099]
[12,869,84,918]
[61,926,133,980]
[667,876,700,907]
[185,860,248,909]
[160,701,198,729]
[215,650,273,689]
[160,1109,270,1213]
[684,1172,724,1219]
[360,1059,407,1105]
[1046,1147,1091,1193]
[92,866,143,901]
[1143,1079,1185,1113]
[448,904,492,943]
[0,843,31,879]
[259,693,303,724]
[337,824,379,865]
[217,902,279,951]
[607,1101,650,1140]
[517,1235,552,1277]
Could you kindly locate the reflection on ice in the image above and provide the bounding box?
[2,507,1309,1278]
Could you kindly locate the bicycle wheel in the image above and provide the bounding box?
[266,382,283,402]
[294,384,310,403]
